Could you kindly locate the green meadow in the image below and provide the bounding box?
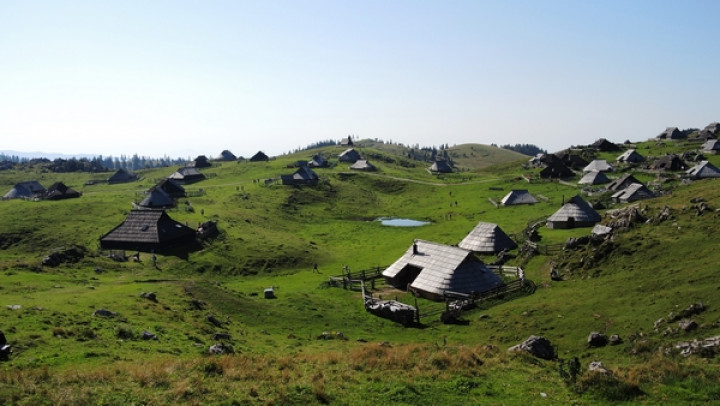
[1,140,720,404]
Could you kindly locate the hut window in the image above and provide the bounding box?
[141,225,149,231]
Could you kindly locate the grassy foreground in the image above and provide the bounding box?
[1,141,720,404]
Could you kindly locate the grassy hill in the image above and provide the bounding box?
[1,139,720,404]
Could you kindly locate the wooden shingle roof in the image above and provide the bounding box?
[383,240,502,298]
[99,210,195,250]
[686,160,720,179]
[547,195,601,223]
[501,190,539,205]
[458,222,517,254]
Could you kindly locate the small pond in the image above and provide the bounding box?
[377,217,430,227]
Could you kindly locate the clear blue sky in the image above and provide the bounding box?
[1,0,718,158]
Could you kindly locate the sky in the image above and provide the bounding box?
[1,1,719,159]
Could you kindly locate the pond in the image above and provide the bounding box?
[377,217,431,227]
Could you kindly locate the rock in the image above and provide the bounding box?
[212,333,231,340]
[6,305,21,311]
[654,318,665,329]
[508,335,555,360]
[206,314,224,328]
[189,299,206,310]
[678,320,698,332]
[588,361,611,374]
[141,331,157,340]
[609,334,623,346]
[93,309,117,318]
[587,332,608,347]
[209,342,234,355]
[140,292,158,302]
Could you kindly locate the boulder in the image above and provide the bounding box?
[678,320,698,332]
[141,331,158,340]
[508,335,555,360]
[209,343,234,355]
[609,334,623,346]
[206,314,224,328]
[93,309,117,318]
[212,333,231,340]
[588,332,609,347]
[588,361,611,375]
[140,292,158,302]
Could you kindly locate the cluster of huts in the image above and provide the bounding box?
[3,181,80,200]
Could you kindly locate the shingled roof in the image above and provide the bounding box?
[46,182,80,200]
[546,195,601,229]
[349,160,376,171]
[612,183,655,203]
[99,210,196,251]
[429,160,453,173]
[3,181,46,199]
[338,148,361,163]
[686,160,720,179]
[139,188,175,208]
[583,159,613,173]
[616,149,645,164]
[501,190,539,205]
[108,168,137,184]
[606,173,642,192]
[383,240,502,301]
[578,170,610,185]
[458,222,517,254]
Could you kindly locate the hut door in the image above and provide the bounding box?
[567,217,575,228]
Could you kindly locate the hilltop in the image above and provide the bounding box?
[1,135,720,404]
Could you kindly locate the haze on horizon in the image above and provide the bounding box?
[1,1,718,159]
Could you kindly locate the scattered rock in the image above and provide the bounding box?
[674,335,720,357]
[206,314,224,328]
[609,334,623,346]
[588,332,609,348]
[678,320,698,332]
[140,292,157,302]
[212,333,231,341]
[209,342,234,355]
[508,335,555,360]
[141,331,158,340]
[588,361,611,375]
[93,309,117,318]
[189,299,206,310]
[317,331,348,340]
[6,305,21,311]
[42,245,87,267]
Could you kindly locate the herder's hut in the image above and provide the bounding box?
[578,171,610,185]
[46,182,80,200]
[607,173,642,192]
[308,154,329,168]
[281,165,319,186]
[340,136,354,147]
[656,127,684,140]
[152,179,186,198]
[616,149,645,164]
[168,167,205,184]
[190,155,212,168]
[651,155,688,171]
[546,195,601,229]
[382,240,503,301]
[3,181,46,199]
[686,160,720,179]
[703,122,720,135]
[583,159,613,173]
[218,150,237,161]
[458,222,517,254]
[591,138,621,152]
[539,161,574,179]
[99,210,196,252]
[429,160,453,174]
[138,188,175,209]
[108,168,137,184]
[501,190,539,206]
[250,151,270,162]
[349,160,376,171]
[701,139,720,154]
[612,183,655,203]
[554,151,589,170]
[338,148,361,163]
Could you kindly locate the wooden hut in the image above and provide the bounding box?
[501,190,539,206]
[349,160,376,171]
[338,148,361,163]
[591,138,621,152]
[607,173,642,192]
[382,240,502,301]
[583,159,613,173]
[250,151,269,162]
[168,167,205,184]
[108,168,137,184]
[616,149,645,164]
[218,150,237,161]
[578,171,610,185]
[546,195,601,229]
[686,160,720,179]
[3,181,46,200]
[152,179,186,198]
[99,210,196,252]
[458,222,517,254]
[429,160,453,173]
[139,188,175,209]
[46,182,80,200]
[281,165,319,186]
[612,183,655,203]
